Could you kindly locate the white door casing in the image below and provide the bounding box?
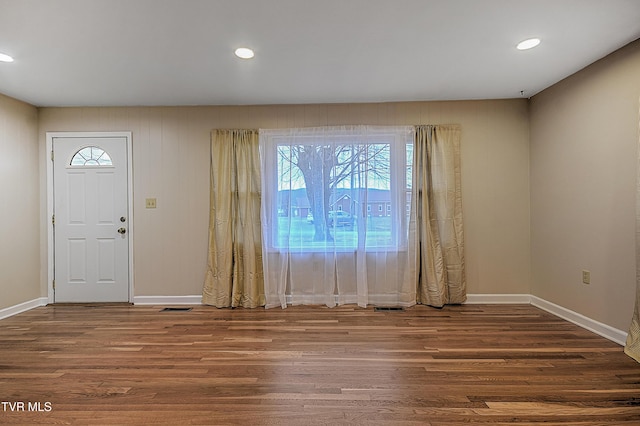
[47,132,133,303]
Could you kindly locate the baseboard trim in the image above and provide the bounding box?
[530,296,627,346]
[132,295,203,305]
[465,294,532,304]
[0,297,48,321]
[0,294,628,346]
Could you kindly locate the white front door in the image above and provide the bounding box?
[53,135,130,302]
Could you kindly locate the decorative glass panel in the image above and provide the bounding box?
[70,146,113,166]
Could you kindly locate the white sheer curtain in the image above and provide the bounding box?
[259,126,416,308]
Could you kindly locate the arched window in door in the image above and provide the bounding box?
[70,146,113,166]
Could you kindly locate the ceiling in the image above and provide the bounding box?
[1,0,639,107]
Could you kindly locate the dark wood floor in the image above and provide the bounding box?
[0,304,639,425]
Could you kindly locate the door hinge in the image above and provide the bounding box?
[52,279,55,290]
[52,215,55,225]
[51,150,54,161]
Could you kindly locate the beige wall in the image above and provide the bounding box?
[38,100,531,299]
[0,94,39,309]
[530,39,640,330]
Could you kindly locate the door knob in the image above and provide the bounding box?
[117,227,127,234]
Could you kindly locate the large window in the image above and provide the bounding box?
[261,126,413,251]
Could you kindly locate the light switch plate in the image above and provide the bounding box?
[145,198,157,209]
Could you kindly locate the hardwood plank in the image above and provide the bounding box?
[0,304,639,424]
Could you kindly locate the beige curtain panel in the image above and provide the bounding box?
[624,107,640,362]
[413,125,466,307]
[202,129,265,308]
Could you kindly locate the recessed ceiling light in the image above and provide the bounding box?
[517,38,541,50]
[234,47,255,59]
[0,52,14,62]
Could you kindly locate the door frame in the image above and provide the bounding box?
[46,131,134,304]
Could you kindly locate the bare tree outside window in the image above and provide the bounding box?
[278,142,390,242]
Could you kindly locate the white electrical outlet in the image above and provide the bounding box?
[582,270,591,285]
